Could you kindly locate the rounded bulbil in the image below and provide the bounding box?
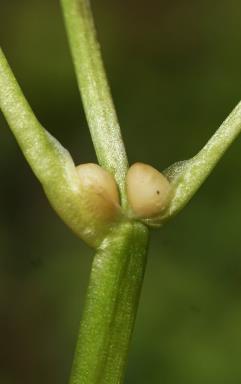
[76,163,120,221]
[126,162,171,218]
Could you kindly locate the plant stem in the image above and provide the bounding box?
[164,100,241,219]
[0,47,113,248]
[0,47,75,190]
[60,2,149,382]
[69,221,149,384]
[60,0,128,206]
[0,47,52,178]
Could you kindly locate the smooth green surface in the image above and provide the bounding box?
[70,222,149,384]
[60,0,128,206]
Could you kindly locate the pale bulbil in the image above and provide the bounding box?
[76,163,120,222]
[126,163,171,218]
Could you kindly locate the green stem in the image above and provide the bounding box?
[69,222,149,384]
[0,47,113,248]
[60,2,149,382]
[0,47,59,182]
[163,100,241,219]
[60,0,128,206]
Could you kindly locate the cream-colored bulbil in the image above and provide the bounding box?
[76,163,120,222]
[127,163,171,218]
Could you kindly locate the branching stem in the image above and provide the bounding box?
[1,2,241,384]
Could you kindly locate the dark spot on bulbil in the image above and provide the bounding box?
[156,190,160,195]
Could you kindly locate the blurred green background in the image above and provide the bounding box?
[0,0,241,383]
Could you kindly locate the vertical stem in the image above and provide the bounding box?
[60,0,129,206]
[69,222,149,384]
[60,2,149,383]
